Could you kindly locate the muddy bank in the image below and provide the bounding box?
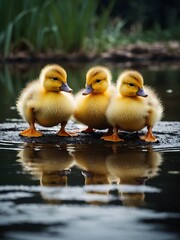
[1,41,180,64]
[0,121,179,150]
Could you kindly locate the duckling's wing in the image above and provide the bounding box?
[16,80,41,118]
[145,86,164,122]
[145,86,163,108]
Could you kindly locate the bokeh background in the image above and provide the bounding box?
[1,0,180,59]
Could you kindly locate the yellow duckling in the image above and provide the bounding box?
[103,70,163,142]
[74,66,114,134]
[16,64,74,137]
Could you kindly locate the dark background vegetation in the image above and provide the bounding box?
[0,0,180,59]
[103,0,180,30]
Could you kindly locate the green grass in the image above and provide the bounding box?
[0,0,180,59]
[0,0,116,57]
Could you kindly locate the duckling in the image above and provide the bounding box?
[16,64,74,137]
[74,66,114,134]
[103,70,163,142]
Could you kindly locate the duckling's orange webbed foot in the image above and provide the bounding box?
[56,129,78,137]
[101,133,124,142]
[56,121,78,137]
[19,128,43,138]
[140,134,158,142]
[139,127,158,142]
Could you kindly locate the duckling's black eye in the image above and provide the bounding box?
[52,77,58,81]
[96,79,101,83]
[129,83,134,87]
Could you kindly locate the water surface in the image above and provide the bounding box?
[0,62,180,240]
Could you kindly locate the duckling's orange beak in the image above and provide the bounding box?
[136,88,147,97]
[82,85,94,95]
[60,82,72,93]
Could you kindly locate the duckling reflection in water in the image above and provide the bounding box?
[73,145,113,185]
[72,145,114,205]
[17,143,74,186]
[106,146,163,206]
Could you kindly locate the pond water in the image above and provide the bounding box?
[0,62,180,240]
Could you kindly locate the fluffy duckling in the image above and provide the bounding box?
[74,66,114,134]
[103,70,163,142]
[17,64,74,137]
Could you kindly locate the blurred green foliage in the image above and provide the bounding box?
[0,0,180,58]
[109,0,180,30]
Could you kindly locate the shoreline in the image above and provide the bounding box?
[1,42,180,64]
[0,121,179,150]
